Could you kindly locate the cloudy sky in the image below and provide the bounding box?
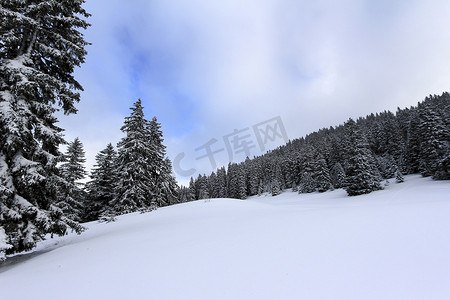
[60,0,450,185]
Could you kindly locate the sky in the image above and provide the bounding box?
[60,0,450,185]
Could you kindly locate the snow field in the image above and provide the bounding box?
[0,175,449,300]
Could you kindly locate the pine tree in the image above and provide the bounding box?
[85,143,118,221]
[148,117,178,207]
[177,186,189,203]
[208,171,218,199]
[312,153,332,192]
[216,167,228,198]
[0,1,89,256]
[60,138,87,182]
[111,100,155,214]
[227,163,247,199]
[197,175,210,200]
[299,172,315,193]
[271,163,283,196]
[344,119,382,196]
[417,103,449,177]
[330,162,346,189]
[157,158,179,206]
[57,137,87,222]
[188,177,196,201]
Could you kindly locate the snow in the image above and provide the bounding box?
[1,175,449,300]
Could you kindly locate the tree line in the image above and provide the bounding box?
[184,93,449,201]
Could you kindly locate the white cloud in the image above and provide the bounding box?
[59,0,450,183]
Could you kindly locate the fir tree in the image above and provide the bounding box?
[157,158,179,206]
[271,163,283,196]
[299,172,315,193]
[111,100,155,214]
[330,162,346,189]
[344,119,382,196]
[417,103,449,177]
[60,138,87,182]
[188,177,196,201]
[312,153,332,192]
[0,1,89,256]
[395,168,404,183]
[197,175,210,200]
[228,163,247,199]
[57,137,87,222]
[216,167,228,198]
[85,143,118,221]
[148,117,178,207]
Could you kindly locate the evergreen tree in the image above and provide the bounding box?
[197,175,210,200]
[216,167,228,198]
[312,153,332,192]
[330,162,346,189]
[271,163,283,196]
[157,158,179,206]
[60,138,87,182]
[0,1,89,256]
[228,163,247,199]
[111,100,155,214]
[208,171,218,199]
[343,119,382,196]
[188,177,196,201]
[177,186,189,203]
[57,137,87,222]
[85,143,118,221]
[299,172,315,193]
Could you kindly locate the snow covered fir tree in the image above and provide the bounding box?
[57,138,87,222]
[85,143,118,221]
[96,100,178,217]
[0,0,90,258]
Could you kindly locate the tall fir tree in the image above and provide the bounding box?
[157,158,179,206]
[85,143,118,221]
[111,100,155,214]
[188,177,196,201]
[216,167,228,198]
[417,103,449,178]
[148,117,178,207]
[57,137,87,222]
[343,119,382,196]
[0,0,89,257]
[312,153,332,192]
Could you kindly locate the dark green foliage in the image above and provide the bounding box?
[111,100,155,214]
[299,172,315,193]
[330,162,346,189]
[227,163,247,199]
[417,102,449,177]
[85,143,118,221]
[57,137,87,222]
[343,119,382,196]
[312,154,332,192]
[0,0,90,257]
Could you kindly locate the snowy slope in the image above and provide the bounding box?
[1,175,449,300]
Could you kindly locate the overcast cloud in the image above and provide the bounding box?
[60,0,450,185]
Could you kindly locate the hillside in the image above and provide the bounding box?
[1,175,449,300]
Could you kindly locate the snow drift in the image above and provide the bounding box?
[1,175,449,300]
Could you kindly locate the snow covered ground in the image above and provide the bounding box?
[1,175,449,300]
